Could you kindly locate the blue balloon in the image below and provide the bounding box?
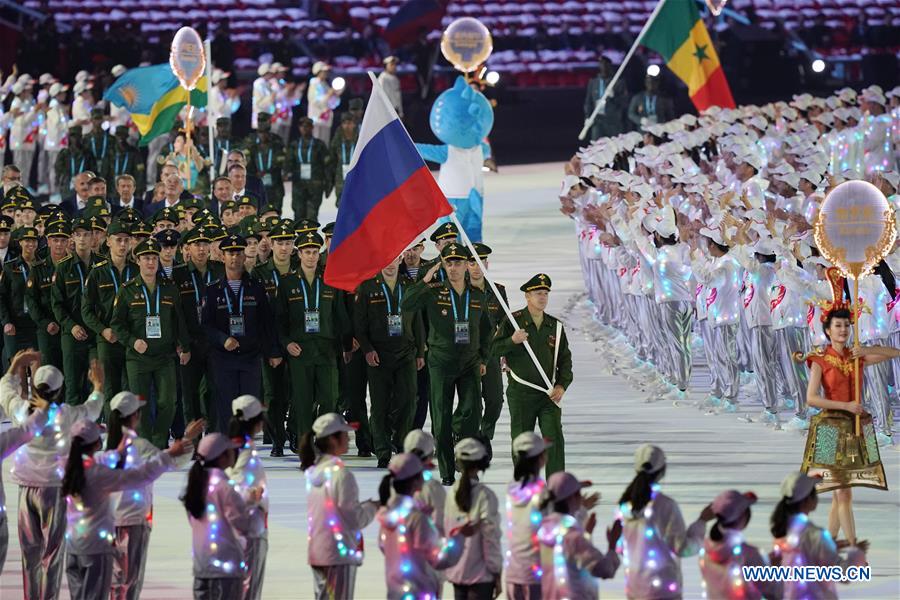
[429,76,494,149]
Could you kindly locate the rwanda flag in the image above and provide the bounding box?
[640,0,735,112]
[104,64,208,146]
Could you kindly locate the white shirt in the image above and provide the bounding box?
[0,409,48,512]
[66,450,173,555]
[251,77,275,129]
[378,70,403,117]
[307,78,340,127]
[72,95,94,134]
[43,98,68,151]
[189,467,254,579]
[0,373,104,487]
[443,479,503,585]
[225,438,268,539]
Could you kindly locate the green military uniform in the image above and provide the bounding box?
[400,244,492,483]
[339,286,372,456]
[111,239,190,448]
[171,227,225,425]
[284,127,329,221]
[469,243,508,441]
[0,228,40,365]
[25,222,69,370]
[55,128,95,194]
[415,223,459,282]
[275,232,350,436]
[491,274,572,475]
[84,112,116,181]
[105,127,146,195]
[250,222,294,455]
[354,272,425,465]
[81,222,136,405]
[246,113,285,204]
[328,116,358,206]
[51,218,104,405]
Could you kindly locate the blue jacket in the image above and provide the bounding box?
[201,271,279,359]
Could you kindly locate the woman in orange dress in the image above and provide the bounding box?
[802,305,894,547]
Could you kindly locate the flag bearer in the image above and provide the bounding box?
[492,274,572,475]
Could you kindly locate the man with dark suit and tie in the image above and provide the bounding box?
[208,176,234,218]
[227,163,263,211]
[60,170,96,217]
[110,174,144,216]
[225,150,267,206]
[144,163,188,218]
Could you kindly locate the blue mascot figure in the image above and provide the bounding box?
[416,76,494,242]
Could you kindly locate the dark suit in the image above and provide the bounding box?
[584,75,627,141]
[243,176,268,206]
[110,196,145,216]
[59,195,89,217]
[143,191,194,218]
[627,92,675,131]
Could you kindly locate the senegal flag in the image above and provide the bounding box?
[640,0,735,111]
[104,64,208,146]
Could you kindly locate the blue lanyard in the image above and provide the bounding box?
[645,95,657,115]
[381,281,402,315]
[448,285,469,321]
[597,79,605,97]
[20,263,29,285]
[341,143,355,165]
[301,276,320,311]
[114,152,128,175]
[109,265,131,295]
[91,135,107,160]
[70,156,85,178]
[190,269,212,307]
[298,141,313,164]
[75,261,86,292]
[257,148,272,172]
[223,281,244,316]
[141,284,160,316]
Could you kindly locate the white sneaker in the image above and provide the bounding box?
[666,389,688,407]
[699,395,722,412]
[783,416,809,431]
[876,432,895,447]
[783,398,796,410]
[720,400,738,414]
[645,384,670,403]
[760,410,781,430]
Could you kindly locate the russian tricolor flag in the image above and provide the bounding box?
[324,73,452,291]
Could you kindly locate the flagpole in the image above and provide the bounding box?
[578,0,667,140]
[363,72,555,394]
[205,36,215,193]
[448,212,555,394]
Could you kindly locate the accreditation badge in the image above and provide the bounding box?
[229,316,245,336]
[387,314,402,337]
[300,164,312,180]
[305,310,320,333]
[262,174,273,186]
[454,320,470,344]
[341,164,351,179]
[145,316,162,339]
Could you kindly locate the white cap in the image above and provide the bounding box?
[33,365,64,391]
[257,62,271,76]
[111,64,127,77]
[74,81,93,94]
[197,432,239,463]
[634,444,666,473]
[383,55,399,64]
[699,226,725,246]
[547,471,591,502]
[38,73,54,85]
[312,61,331,75]
[70,419,102,444]
[712,490,758,523]
[211,68,230,84]
[403,429,435,456]
[312,412,354,438]
[75,69,90,82]
[110,391,145,417]
[388,453,425,480]
[232,395,264,420]
[270,62,284,72]
[11,82,25,95]
[49,82,67,97]
[780,471,820,502]
[512,431,551,458]
[454,437,487,462]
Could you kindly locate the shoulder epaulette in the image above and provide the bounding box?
[92,259,109,268]
[427,281,444,289]
[57,255,72,264]
[513,309,525,317]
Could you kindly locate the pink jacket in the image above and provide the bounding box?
[305,454,377,567]
[538,512,620,599]
[377,494,463,600]
[700,530,783,600]
[504,478,547,585]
